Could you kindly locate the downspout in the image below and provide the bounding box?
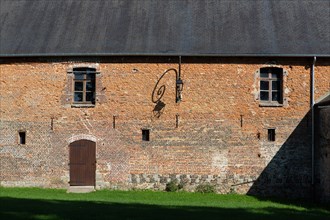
[311,56,316,189]
[179,55,182,77]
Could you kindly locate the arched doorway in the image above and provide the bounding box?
[69,139,96,186]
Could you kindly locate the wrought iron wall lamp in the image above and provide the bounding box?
[176,56,184,102]
[152,56,184,103]
[176,78,183,102]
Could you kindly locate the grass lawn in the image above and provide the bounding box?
[0,187,329,220]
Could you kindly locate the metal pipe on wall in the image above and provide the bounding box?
[311,56,316,187]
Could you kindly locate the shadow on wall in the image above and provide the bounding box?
[315,102,330,203]
[151,68,180,118]
[247,111,313,199]
[153,100,166,118]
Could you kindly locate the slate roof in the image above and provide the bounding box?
[0,0,329,57]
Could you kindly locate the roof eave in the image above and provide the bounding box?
[1,53,330,58]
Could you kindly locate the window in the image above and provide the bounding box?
[73,68,96,104]
[142,129,150,141]
[268,129,276,142]
[19,131,26,144]
[260,67,283,104]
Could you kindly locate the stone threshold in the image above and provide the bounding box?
[67,186,95,193]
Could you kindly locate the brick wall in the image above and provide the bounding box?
[0,57,329,198]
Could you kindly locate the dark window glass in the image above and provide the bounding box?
[272,81,280,90]
[260,81,269,90]
[272,92,280,101]
[271,73,279,78]
[86,92,94,101]
[74,92,83,102]
[86,81,94,91]
[86,73,94,80]
[260,68,270,77]
[260,72,269,78]
[260,91,269,101]
[74,73,84,80]
[74,82,84,91]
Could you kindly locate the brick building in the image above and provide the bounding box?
[0,0,329,201]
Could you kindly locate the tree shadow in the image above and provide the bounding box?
[1,197,329,220]
[247,112,313,199]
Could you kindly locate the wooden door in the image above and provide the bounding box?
[69,140,96,186]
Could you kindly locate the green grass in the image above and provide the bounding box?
[1,187,329,220]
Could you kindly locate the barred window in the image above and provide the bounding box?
[73,68,96,104]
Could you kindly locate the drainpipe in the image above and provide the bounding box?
[311,56,316,189]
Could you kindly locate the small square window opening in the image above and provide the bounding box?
[142,129,150,141]
[268,129,276,142]
[19,131,26,145]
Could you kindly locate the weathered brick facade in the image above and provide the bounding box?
[0,57,329,199]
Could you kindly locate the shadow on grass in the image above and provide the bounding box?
[1,197,329,220]
[252,194,330,209]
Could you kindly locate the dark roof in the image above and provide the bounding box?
[1,0,329,57]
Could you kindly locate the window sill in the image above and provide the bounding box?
[259,102,283,107]
[71,103,95,108]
